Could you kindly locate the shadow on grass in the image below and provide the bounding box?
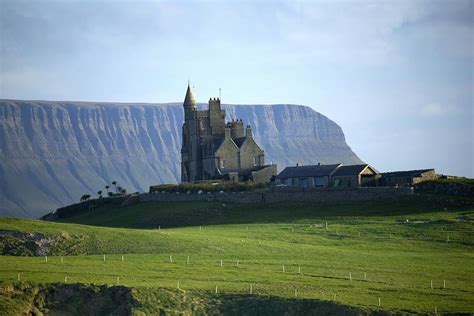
[0,281,403,315]
[207,293,389,316]
[54,194,474,229]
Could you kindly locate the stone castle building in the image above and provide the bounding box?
[181,84,276,183]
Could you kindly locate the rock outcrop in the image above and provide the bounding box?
[0,100,363,217]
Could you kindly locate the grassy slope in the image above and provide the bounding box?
[1,196,473,314]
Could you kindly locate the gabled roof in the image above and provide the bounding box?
[333,164,379,176]
[233,136,263,151]
[277,164,341,179]
[381,169,434,177]
[212,137,225,150]
[233,137,247,148]
[215,136,239,153]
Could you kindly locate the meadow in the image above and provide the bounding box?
[1,196,473,314]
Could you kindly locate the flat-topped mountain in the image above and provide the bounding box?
[0,100,363,217]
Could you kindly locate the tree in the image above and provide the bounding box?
[112,181,117,193]
[105,185,110,195]
[121,188,127,195]
[80,194,91,202]
[97,190,102,199]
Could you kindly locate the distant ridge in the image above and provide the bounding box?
[0,99,363,217]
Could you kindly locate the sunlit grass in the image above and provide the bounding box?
[1,198,473,313]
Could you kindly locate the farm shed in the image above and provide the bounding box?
[275,164,341,188]
[381,169,438,187]
[332,164,381,187]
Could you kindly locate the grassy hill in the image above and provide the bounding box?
[1,196,473,314]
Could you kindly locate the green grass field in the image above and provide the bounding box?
[1,196,473,314]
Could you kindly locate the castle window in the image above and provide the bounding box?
[220,159,226,169]
[254,156,258,166]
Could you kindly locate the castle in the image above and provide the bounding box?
[181,84,276,183]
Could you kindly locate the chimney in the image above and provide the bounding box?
[246,124,253,138]
[225,126,231,139]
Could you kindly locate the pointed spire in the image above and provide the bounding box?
[183,82,196,107]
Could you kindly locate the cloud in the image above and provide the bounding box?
[419,103,455,117]
[421,103,445,116]
[0,69,58,99]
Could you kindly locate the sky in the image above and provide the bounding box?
[1,0,473,177]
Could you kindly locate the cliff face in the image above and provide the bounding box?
[0,100,362,217]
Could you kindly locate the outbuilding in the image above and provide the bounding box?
[381,169,437,187]
[275,164,341,188]
[331,164,381,187]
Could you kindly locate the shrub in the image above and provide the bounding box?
[149,181,266,193]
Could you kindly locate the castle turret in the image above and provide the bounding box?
[209,97,225,135]
[230,119,244,139]
[183,83,196,120]
[181,83,198,182]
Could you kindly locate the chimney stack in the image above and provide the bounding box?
[225,126,231,139]
[246,124,253,138]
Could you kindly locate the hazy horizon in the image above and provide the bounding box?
[1,0,472,177]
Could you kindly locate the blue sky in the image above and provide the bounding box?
[1,0,473,177]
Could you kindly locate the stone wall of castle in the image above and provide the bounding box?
[239,138,264,169]
[181,84,269,182]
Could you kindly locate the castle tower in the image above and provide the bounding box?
[181,83,198,182]
[209,97,225,135]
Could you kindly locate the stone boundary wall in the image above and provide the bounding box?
[414,181,474,197]
[140,187,414,204]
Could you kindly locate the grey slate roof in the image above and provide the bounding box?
[277,164,341,179]
[183,84,196,106]
[233,137,247,148]
[333,164,379,176]
[381,169,434,177]
[212,137,225,150]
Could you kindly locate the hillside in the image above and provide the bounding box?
[1,197,473,314]
[0,100,362,218]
